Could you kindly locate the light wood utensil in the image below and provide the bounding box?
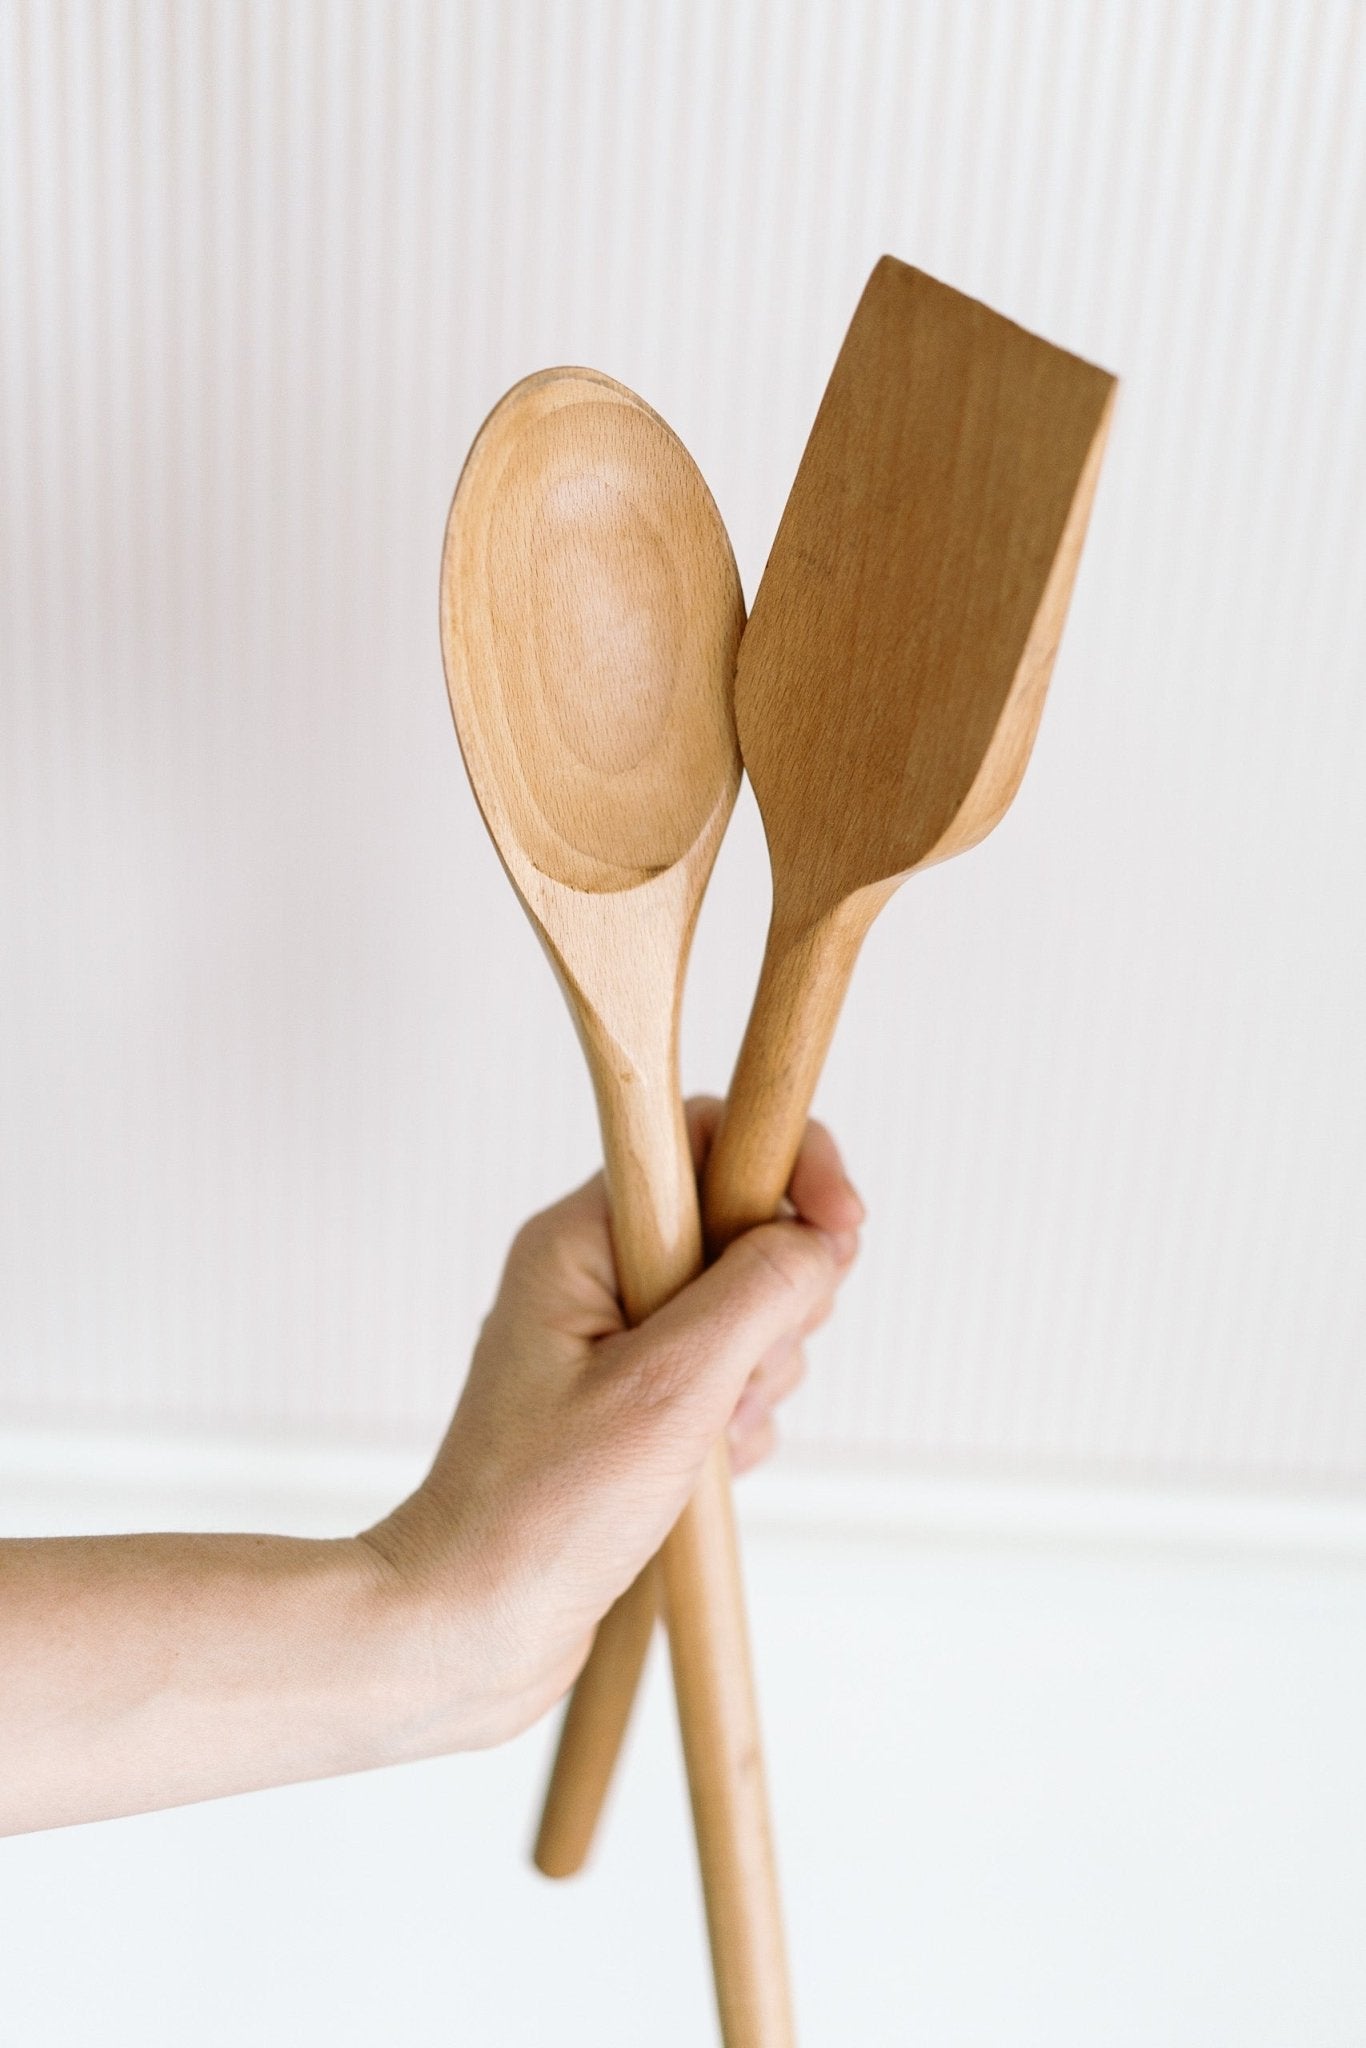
[439,367,794,2047]
[538,258,1118,1875]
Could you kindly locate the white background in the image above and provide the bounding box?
[3,1446,1365,2048]
[1,3,1364,2042]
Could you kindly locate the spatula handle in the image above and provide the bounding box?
[574,1036,796,2048]
[537,901,872,2026]
[702,901,870,1250]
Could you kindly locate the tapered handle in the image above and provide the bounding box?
[671,909,864,2043]
[561,1020,795,2048]
[702,900,870,1251]
[536,898,874,2011]
[657,1439,786,2043]
[532,1565,659,1877]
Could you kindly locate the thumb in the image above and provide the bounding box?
[611,1220,838,1442]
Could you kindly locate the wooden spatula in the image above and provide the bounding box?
[537,258,1117,1889]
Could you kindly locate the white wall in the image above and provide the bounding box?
[2,10,1365,2036]
[1,0,1363,1481]
[3,1438,1366,2047]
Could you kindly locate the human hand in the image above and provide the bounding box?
[362,1098,863,1754]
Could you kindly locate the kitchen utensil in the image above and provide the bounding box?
[440,366,792,2046]
[539,257,1117,1877]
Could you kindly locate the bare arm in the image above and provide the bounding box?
[0,1531,411,1832]
[0,1102,863,1836]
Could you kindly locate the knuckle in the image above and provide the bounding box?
[504,1208,586,1302]
[506,1212,552,1272]
[735,1222,826,1305]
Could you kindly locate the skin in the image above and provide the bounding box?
[0,1099,863,1837]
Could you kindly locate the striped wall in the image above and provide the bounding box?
[1,0,1363,1482]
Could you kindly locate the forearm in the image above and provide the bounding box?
[0,1531,439,1835]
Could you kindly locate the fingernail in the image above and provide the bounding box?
[848,1184,867,1225]
[830,1228,859,1266]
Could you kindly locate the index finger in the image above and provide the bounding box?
[786,1117,864,1236]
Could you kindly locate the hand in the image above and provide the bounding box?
[363,1099,863,1753]
[0,1102,861,1834]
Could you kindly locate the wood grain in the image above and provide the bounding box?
[440,366,794,2046]
[546,258,1117,1880]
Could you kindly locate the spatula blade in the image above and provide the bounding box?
[739,257,1116,911]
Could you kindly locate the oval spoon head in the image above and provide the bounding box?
[441,369,742,959]
[738,258,1116,926]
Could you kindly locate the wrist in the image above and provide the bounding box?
[353,1495,513,1761]
[358,1477,582,1757]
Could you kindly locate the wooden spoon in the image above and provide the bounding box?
[539,258,1117,1869]
[439,367,793,2047]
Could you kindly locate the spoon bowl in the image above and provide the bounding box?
[443,368,739,900]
